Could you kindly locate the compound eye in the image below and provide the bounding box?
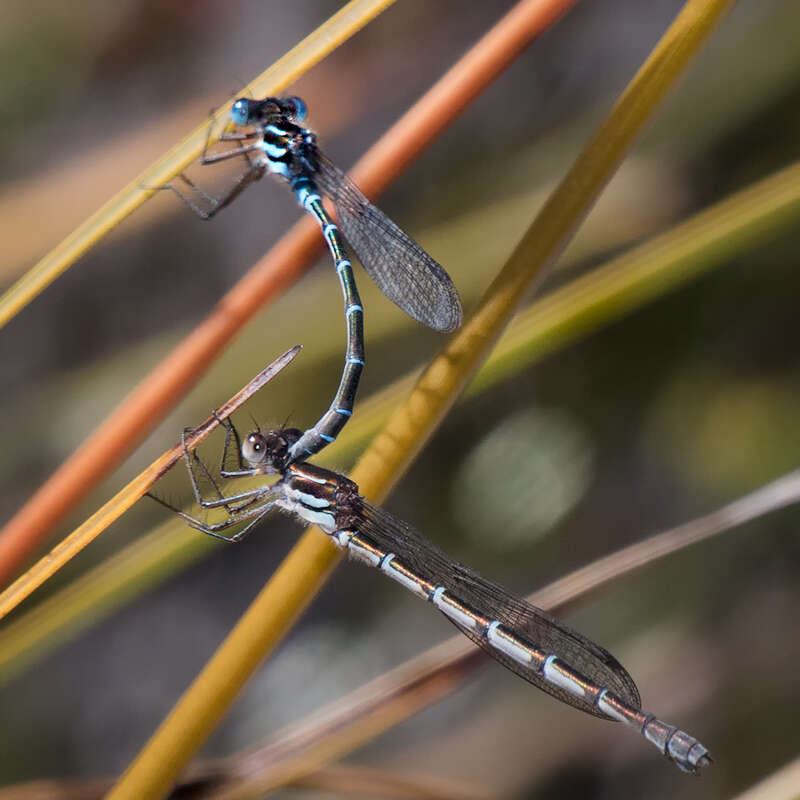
[230,98,250,126]
[284,96,307,122]
[241,431,268,464]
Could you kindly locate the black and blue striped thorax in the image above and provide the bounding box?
[231,97,320,185]
[261,120,317,181]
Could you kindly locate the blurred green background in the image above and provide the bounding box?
[1,1,799,797]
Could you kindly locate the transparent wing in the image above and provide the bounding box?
[358,501,642,718]
[314,152,462,332]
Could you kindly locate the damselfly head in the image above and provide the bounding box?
[230,96,307,127]
[241,428,302,472]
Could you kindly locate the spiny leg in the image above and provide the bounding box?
[182,427,225,505]
[159,113,265,218]
[213,413,254,477]
[165,154,265,220]
[148,492,277,542]
[197,140,261,166]
[200,129,260,160]
[180,428,267,512]
[184,497,278,542]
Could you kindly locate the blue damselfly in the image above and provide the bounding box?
[152,419,711,774]
[168,97,462,464]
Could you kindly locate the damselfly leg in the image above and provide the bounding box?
[165,143,266,220]
[149,490,277,543]
[148,417,279,542]
[163,112,268,219]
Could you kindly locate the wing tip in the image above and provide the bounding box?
[428,297,463,333]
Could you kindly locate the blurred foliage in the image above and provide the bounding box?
[452,407,594,549]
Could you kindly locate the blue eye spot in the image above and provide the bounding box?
[230,98,249,126]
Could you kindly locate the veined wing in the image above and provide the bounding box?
[357,500,642,718]
[314,153,462,333]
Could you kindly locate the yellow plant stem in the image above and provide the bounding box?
[108,1,734,797]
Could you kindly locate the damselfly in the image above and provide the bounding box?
[153,419,711,774]
[168,96,462,464]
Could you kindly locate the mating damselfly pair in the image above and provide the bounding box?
[157,95,711,773]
